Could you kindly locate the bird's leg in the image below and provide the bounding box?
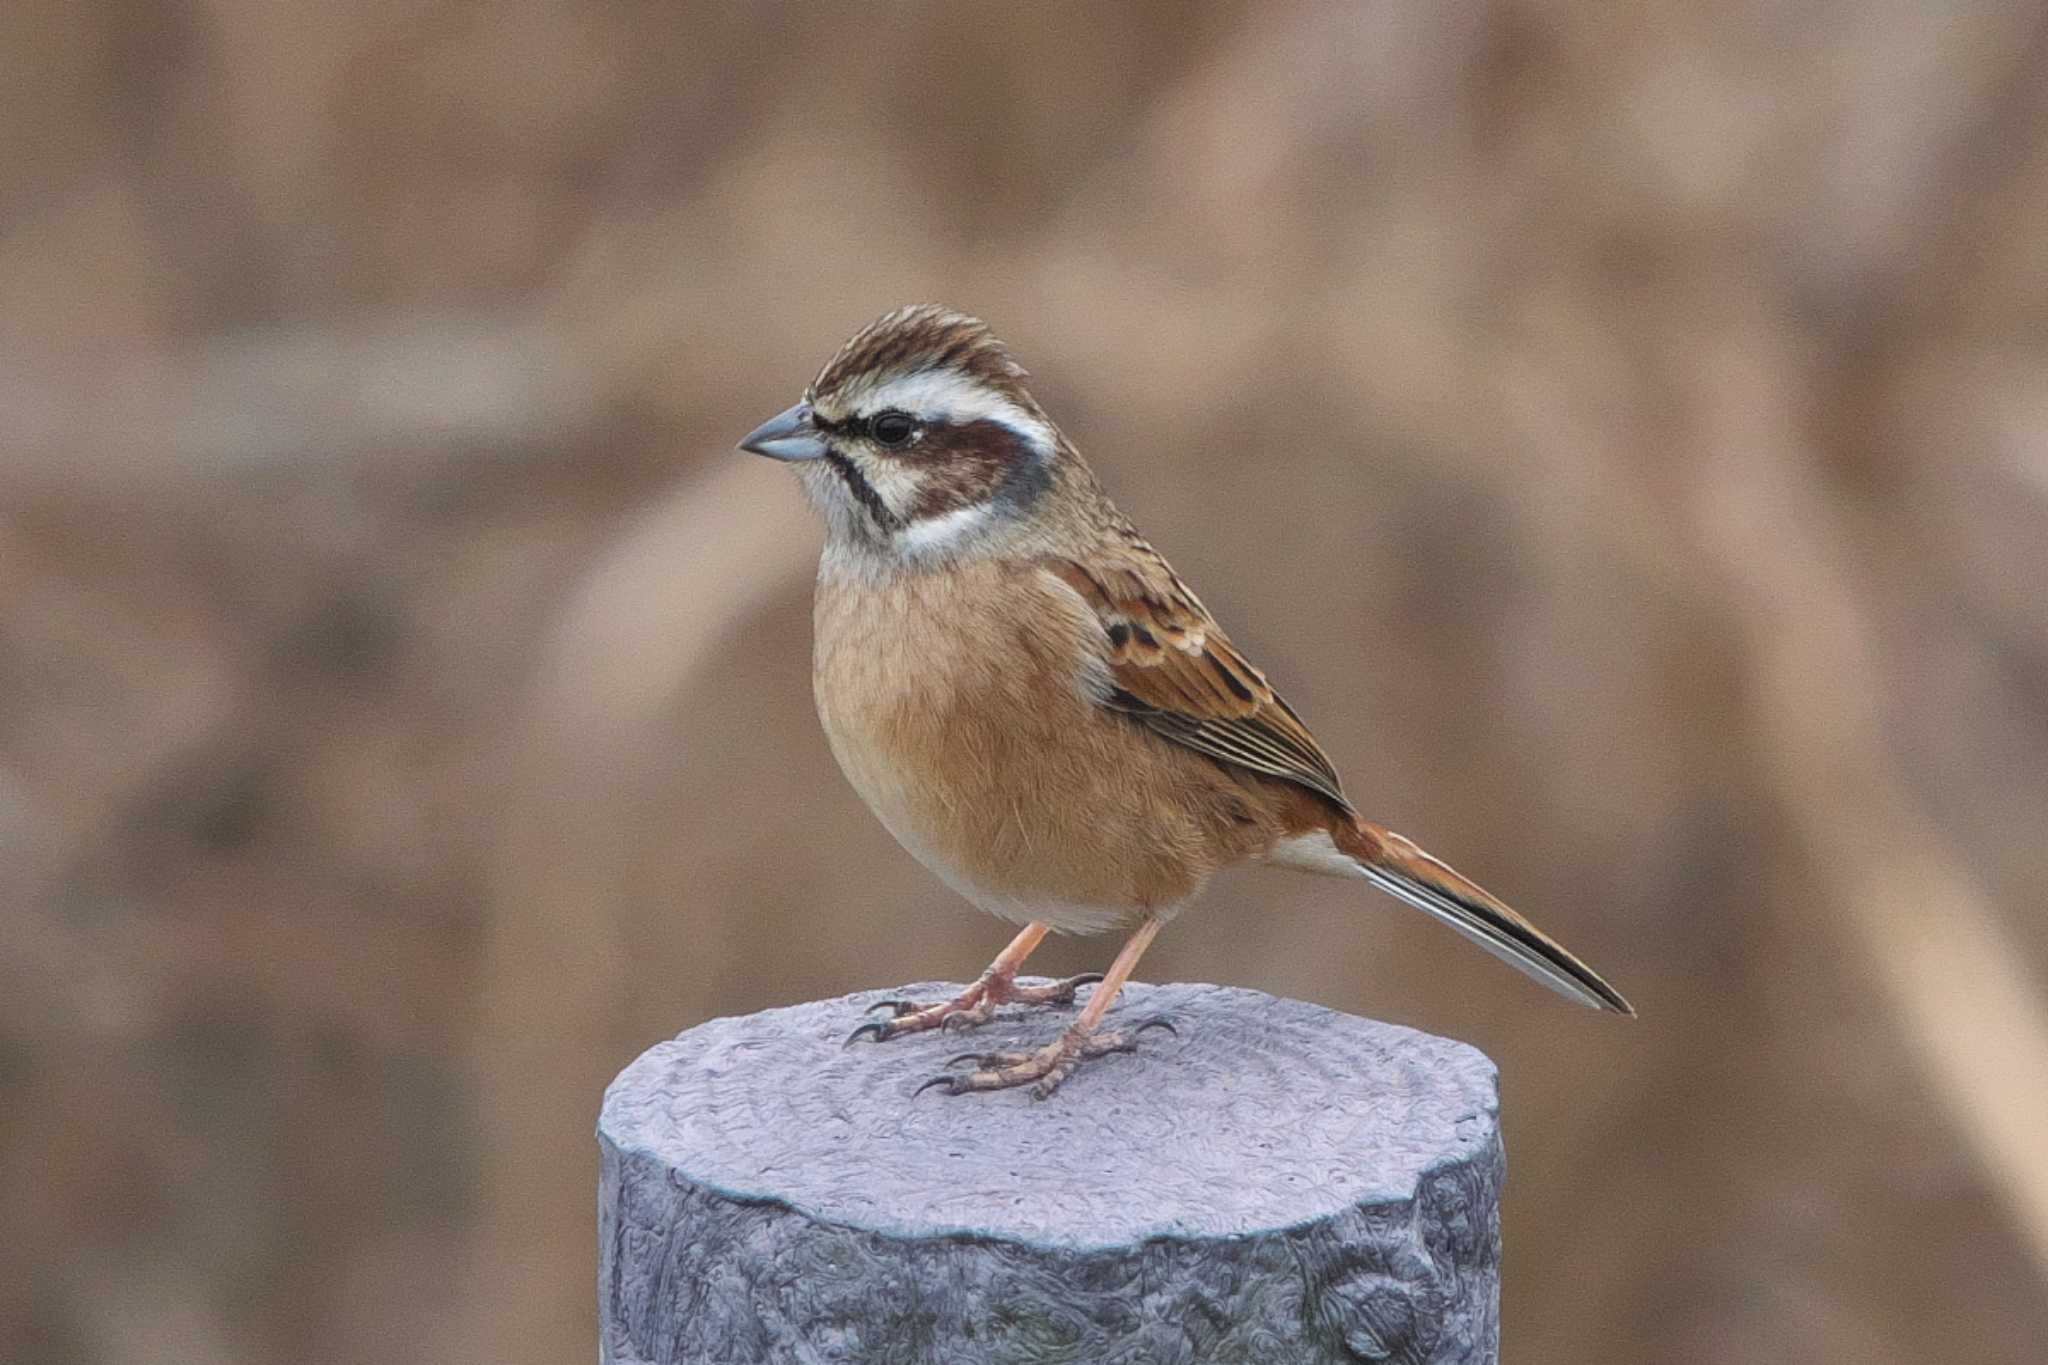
[845,921,1103,1044]
[921,917,1168,1099]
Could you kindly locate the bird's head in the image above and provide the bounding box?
[739,305,1071,566]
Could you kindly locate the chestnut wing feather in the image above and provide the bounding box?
[1044,556,1349,809]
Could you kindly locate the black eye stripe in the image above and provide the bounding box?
[815,412,936,440]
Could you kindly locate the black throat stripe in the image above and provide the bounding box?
[823,450,903,534]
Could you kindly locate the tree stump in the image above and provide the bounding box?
[598,980,1503,1364]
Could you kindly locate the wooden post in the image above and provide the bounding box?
[599,980,1502,1363]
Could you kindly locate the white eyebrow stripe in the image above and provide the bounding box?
[860,368,1054,455]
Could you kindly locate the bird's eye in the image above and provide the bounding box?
[868,410,916,447]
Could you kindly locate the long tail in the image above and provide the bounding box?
[1325,818,1636,1015]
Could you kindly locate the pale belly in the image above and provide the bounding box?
[811,561,1211,933]
[825,732,1134,934]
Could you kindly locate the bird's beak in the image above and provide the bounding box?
[738,401,828,462]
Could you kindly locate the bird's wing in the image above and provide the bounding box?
[1044,542,1633,1016]
[1042,549,1349,809]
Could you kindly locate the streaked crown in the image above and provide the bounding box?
[808,304,1034,416]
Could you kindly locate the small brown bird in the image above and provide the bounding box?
[740,305,1633,1097]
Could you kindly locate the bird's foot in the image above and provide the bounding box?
[989,971,1105,1007]
[916,1016,1177,1100]
[845,972,1104,1046]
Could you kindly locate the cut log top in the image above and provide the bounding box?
[600,981,1504,1364]
[601,980,1498,1245]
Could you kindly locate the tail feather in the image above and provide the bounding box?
[1329,819,1636,1015]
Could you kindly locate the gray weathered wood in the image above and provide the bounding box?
[598,980,1502,1364]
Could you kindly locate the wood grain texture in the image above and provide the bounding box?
[599,981,1502,1364]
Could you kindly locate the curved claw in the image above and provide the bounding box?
[1133,1015,1179,1039]
[1065,972,1107,992]
[913,1073,961,1099]
[844,1021,890,1047]
[944,1051,1005,1070]
[939,1012,981,1033]
[865,998,917,1017]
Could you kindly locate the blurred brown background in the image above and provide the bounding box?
[5,2,2047,1362]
